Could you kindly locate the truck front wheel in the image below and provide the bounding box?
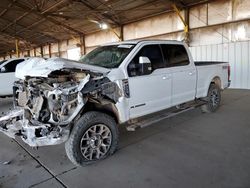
[201,84,221,113]
[65,111,119,166]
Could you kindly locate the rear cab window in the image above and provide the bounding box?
[161,44,190,67]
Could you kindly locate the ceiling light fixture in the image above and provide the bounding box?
[99,23,108,30]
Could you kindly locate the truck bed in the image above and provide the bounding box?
[195,61,230,99]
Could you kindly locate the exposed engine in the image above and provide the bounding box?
[0,69,90,146]
[14,70,88,125]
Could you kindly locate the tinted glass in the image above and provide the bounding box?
[80,45,134,68]
[161,44,189,67]
[128,45,165,77]
[4,59,24,72]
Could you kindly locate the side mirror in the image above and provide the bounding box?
[0,67,6,73]
[139,56,152,75]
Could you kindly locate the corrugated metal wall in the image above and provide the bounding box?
[190,41,250,89]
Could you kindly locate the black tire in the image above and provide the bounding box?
[201,84,221,113]
[65,111,119,166]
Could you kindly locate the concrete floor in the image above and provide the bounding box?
[0,89,250,188]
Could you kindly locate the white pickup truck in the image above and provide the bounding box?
[0,40,230,166]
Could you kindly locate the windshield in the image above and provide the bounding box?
[79,44,134,68]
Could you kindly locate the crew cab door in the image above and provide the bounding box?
[0,59,25,96]
[161,44,196,105]
[127,44,172,119]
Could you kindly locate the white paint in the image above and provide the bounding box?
[171,65,196,106]
[0,58,26,96]
[115,40,229,120]
[0,73,16,95]
[128,68,172,119]
[15,57,110,79]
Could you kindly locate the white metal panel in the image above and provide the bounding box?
[207,45,212,60]
[228,43,236,88]
[222,43,229,62]
[189,47,195,57]
[0,73,16,96]
[235,42,242,88]
[128,69,172,119]
[201,45,206,61]
[248,42,250,89]
[171,65,196,106]
[211,44,217,61]
[196,46,202,60]
[190,40,250,89]
[241,41,249,88]
[217,44,223,61]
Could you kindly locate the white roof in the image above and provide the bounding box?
[102,39,184,46]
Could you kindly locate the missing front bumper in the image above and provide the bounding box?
[0,109,70,147]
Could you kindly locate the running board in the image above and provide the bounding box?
[126,101,205,131]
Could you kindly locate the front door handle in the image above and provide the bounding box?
[188,71,195,76]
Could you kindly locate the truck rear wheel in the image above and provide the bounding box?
[65,111,119,166]
[201,84,221,113]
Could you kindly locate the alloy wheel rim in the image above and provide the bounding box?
[210,89,220,107]
[80,124,112,161]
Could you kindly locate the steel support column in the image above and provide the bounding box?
[110,26,123,41]
[58,41,61,57]
[172,4,189,44]
[40,46,43,57]
[49,43,52,58]
[80,35,86,55]
[15,39,19,57]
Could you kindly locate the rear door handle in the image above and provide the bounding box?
[162,75,171,80]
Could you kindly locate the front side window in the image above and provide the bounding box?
[161,44,189,67]
[127,45,165,77]
[80,45,134,68]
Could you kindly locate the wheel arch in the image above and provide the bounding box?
[211,76,221,87]
[205,76,222,96]
[82,100,120,124]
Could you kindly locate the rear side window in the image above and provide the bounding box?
[161,44,189,67]
[4,59,24,72]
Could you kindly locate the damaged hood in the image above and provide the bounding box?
[15,57,110,79]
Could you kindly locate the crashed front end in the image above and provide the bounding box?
[0,58,120,147]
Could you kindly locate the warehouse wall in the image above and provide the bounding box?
[188,0,250,89]
[1,0,250,89]
[190,41,250,89]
